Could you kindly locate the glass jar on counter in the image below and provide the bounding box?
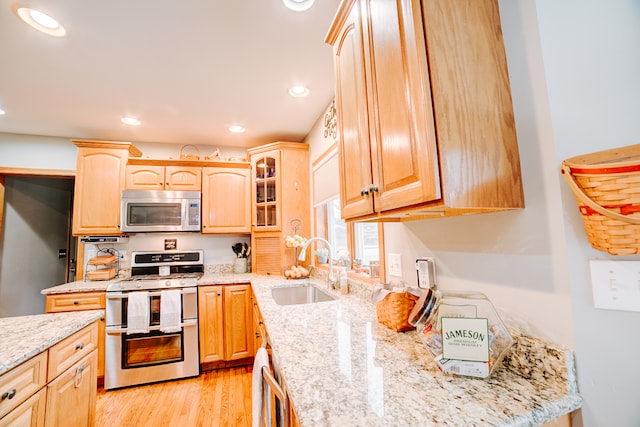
[408,289,513,378]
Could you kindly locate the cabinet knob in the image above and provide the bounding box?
[369,184,379,193]
[75,343,84,350]
[73,300,79,305]
[1,389,16,400]
[360,188,369,196]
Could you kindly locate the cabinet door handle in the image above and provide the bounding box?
[73,300,79,305]
[74,364,85,388]
[360,188,369,196]
[2,389,16,400]
[369,185,379,193]
[75,343,84,350]
[255,332,261,338]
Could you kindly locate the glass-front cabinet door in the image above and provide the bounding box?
[252,150,281,229]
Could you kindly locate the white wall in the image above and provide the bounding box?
[0,133,77,170]
[536,1,640,426]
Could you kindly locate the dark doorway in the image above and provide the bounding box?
[0,176,75,316]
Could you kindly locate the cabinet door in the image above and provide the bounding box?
[251,151,281,230]
[251,232,283,276]
[165,166,202,191]
[202,167,251,233]
[0,388,46,427]
[72,147,128,235]
[223,285,254,360]
[362,0,440,213]
[198,286,225,363]
[252,297,264,353]
[332,1,375,219]
[125,165,165,190]
[45,350,97,427]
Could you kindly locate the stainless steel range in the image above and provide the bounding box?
[104,250,203,390]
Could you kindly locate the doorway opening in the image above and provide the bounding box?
[0,169,75,316]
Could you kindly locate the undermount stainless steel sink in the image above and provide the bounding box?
[271,284,336,306]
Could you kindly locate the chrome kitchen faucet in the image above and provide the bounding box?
[298,237,336,289]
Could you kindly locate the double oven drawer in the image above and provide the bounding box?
[104,285,199,390]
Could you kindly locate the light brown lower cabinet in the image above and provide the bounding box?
[45,350,97,427]
[198,284,254,364]
[45,292,106,380]
[0,388,47,427]
[0,322,98,427]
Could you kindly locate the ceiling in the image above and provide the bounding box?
[0,0,340,149]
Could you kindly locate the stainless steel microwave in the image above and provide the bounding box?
[120,190,201,233]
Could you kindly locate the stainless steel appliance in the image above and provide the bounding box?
[120,190,201,233]
[104,250,203,390]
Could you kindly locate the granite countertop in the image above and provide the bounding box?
[39,270,254,295]
[38,271,582,425]
[0,310,103,375]
[250,274,583,427]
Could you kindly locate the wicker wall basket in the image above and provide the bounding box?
[376,292,419,332]
[561,144,640,255]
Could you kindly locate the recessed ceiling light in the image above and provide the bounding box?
[288,85,310,98]
[229,125,246,133]
[15,7,66,37]
[121,117,141,126]
[0,108,5,116]
[282,0,314,12]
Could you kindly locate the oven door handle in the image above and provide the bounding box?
[106,318,198,335]
[107,287,197,300]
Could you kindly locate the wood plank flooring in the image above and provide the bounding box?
[95,366,253,427]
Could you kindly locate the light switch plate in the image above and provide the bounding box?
[388,253,402,277]
[589,260,640,312]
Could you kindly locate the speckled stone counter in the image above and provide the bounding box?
[38,271,582,425]
[250,275,583,427]
[0,310,103,375]
[40,279,117,294]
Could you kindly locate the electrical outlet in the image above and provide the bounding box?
[388,253,402,277]
[590,260,640,312]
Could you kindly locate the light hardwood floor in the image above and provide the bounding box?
[95,367,253,427]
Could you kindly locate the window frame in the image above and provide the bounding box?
[311,145,385,282]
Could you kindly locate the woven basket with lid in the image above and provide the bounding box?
[561,144,640,255]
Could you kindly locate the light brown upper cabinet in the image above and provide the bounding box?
[72,140,141,235]
[202,164,251,234]
[326,0,524,222]
[248,142,310,275]
[125,163,202,191]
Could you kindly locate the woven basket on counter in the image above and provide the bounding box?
[561,144,640,255]
[376,291,419,332]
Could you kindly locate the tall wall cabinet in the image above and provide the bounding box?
[326,0,524,222]
[248,142,309,275]
[72,140,141,235]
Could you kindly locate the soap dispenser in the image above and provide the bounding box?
[339,267,349,294]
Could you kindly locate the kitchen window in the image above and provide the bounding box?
[312,145,384,280]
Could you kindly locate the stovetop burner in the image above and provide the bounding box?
[107,250,204,292]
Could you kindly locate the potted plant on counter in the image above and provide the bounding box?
[314,247,329,264]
